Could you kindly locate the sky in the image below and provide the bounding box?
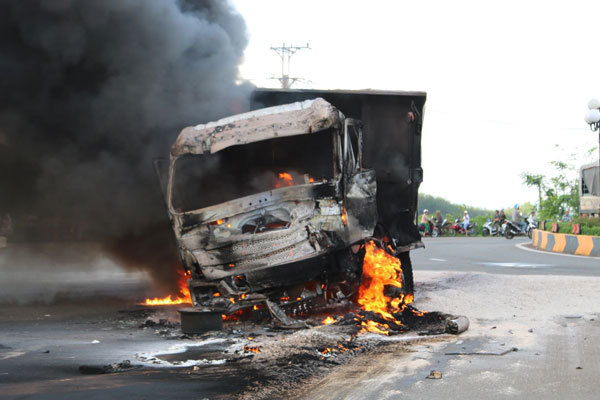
[231,0,600,210]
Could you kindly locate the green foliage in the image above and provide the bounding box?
[583,225,600,236]
[538,217,600,236]
[418,193,497,236]
[471,215,489,235]
[521,155,579,220]
[418,193,492,220]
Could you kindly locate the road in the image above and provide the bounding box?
[294,237,600,399]
[2,238,599,399]
[413,236,600,276]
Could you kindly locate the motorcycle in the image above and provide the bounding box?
[482,218,505,237]
[526,218,538,239]
[432,219,450,237]
[504,217,536,239]
[419,219,450,238]
[448,219,476,236]
[418,221,435,237]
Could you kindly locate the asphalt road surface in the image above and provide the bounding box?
[1,238,599,399]
[295,237,600,399]
[413,236,600,276]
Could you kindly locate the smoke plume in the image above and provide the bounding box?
[0,0,252,293]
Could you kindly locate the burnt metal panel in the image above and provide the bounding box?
[251,88,426,246]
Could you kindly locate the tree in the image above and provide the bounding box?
[521,173,544,209]
[521,161,579,220]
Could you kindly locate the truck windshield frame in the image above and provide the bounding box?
[168,129,339,214]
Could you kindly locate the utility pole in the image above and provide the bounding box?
[270,42,310,89]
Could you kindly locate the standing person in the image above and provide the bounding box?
[462,210,470,236]
[434,210,444,235]
[499,209,507,235]
[512,204,526,232]
[420,209,433,234]
[492,210,501,234]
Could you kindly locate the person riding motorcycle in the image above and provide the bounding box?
[512,204,527,232]
[528,211,536,226]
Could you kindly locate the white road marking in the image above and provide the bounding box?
[477,262,552,268]
[429,258,447,262]
[0,351,25,360]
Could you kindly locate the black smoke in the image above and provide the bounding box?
[0,0,252,293]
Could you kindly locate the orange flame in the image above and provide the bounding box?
[143,270,191,306]
[242,346,261,353]
[274,171,316,188]
[356,241,418,334]
[322,316,336,325]
[279,172,293,182]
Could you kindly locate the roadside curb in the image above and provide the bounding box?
[531,229,600,257]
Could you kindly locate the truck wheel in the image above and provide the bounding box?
[482,228,490,237]
[398,252,414,297]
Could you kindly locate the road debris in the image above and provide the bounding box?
[446,316,469,334]
[79,360,142,375]
[426,370,442,379]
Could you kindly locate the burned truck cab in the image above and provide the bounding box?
[167,98,382,316]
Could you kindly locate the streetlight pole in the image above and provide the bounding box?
[585,99,600,166]
[584,99,600,206]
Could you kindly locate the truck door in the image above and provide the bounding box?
[343,119,377,239]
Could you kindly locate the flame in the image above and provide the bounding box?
[274,171,316,188]
[279,172,293,182]
[360,320,390,336]
[222,310,244,321]
[322,316,336,325]
[356,241,418,334]
[242,346,261,353]
[274,172,294,188]
[143,270,191,306]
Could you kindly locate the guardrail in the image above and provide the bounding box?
[531,229,600,256]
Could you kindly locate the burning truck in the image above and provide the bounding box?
[160,89,426,327]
